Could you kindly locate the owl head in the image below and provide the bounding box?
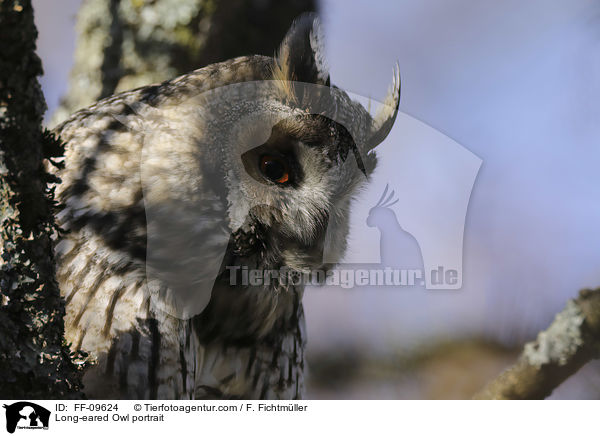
[141,14,399,318]
[216,14,400,269]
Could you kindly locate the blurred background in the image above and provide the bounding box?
[33,0,600,399]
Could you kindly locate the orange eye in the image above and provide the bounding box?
[259,155,290,184]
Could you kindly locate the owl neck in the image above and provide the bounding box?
[186,218,309,346]
[192,278,306,348]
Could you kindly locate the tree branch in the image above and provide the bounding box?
[474,288,600,399]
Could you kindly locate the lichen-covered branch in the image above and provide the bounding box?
[474,288,600,399]
[51,0,317,126]
[0,0,83,399]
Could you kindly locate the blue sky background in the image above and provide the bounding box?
[34,1,600,355]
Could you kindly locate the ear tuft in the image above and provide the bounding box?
[274,13,330,86]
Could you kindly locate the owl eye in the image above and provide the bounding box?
[259,155,290,184]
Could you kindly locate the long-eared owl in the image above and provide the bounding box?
[52,14,400,399]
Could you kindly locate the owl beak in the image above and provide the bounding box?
[366,63,401,151]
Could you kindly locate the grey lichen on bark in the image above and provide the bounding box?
[51,0,317,126]
[0,0,84,398]
[474,288,600,400]
[523,300,585,367]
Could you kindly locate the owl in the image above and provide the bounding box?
[51,14,399,399]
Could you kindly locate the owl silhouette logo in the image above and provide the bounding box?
[2,402,50,434]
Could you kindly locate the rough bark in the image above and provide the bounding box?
[474,288,600,399]
[51,0,317,126]
[0,0,84,399]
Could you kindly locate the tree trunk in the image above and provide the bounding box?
[51,0,317,126]
[0,0,83,399]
